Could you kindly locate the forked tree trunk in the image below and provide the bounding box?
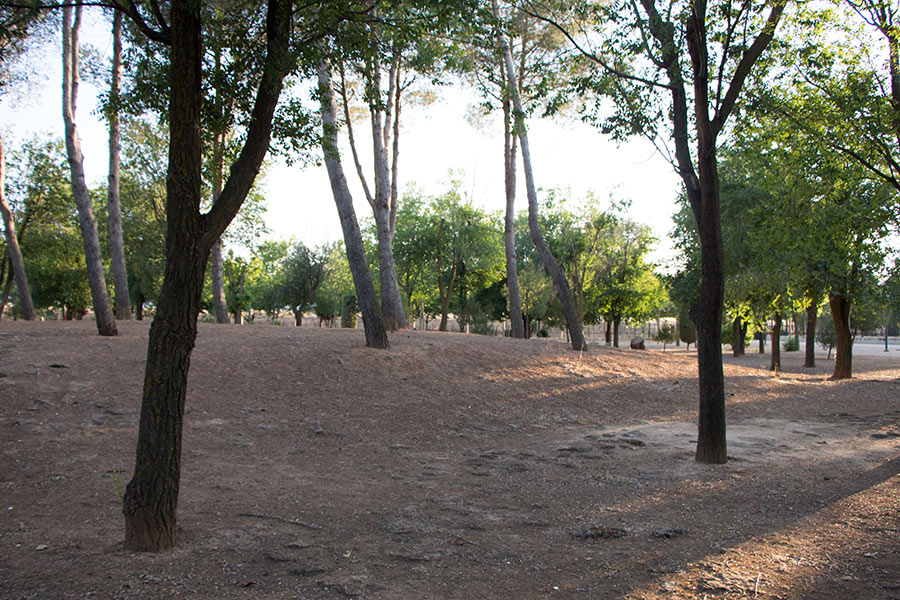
[316,59,388,349]
[62,6,117,337]
[0,133,35,320]
[107,11,132,320]
[732,317,746,357]
[804,301,817,368]
[123,0,292,551]
[770,312,782,372]
[492,0,585,352]
[830,294,853,379]
[502,86,524,339]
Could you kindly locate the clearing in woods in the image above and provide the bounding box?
[1,320,898,599]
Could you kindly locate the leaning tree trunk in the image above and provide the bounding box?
[492,0,585,351]
[107,10,131,320]
[317,59,388,349]
[830,294,853,379]
[804,300,817,368]
[122,0,292,551]
[0,133,35,320]
[502,86,524,339]
[62,6,117,337]
[770,312,782,372]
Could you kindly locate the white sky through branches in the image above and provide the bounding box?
[1,10,682,266]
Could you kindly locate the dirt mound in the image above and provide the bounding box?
[1,320,898,599]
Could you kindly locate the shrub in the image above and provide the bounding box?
[783,336,799,352]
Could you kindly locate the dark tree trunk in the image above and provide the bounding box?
[107,11,132,320]
[805,301,817,368]
[316,59,388,349]
[732,317,746,357]
[613,317,621,348]
[293,309,302,326]
[605,320,611,345]
[123,0,292,551]
[135,292,144,320]
[758,331,766,354]
[770,312,782,372]
[830,294,853,379]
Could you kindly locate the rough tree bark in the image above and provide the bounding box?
[107,10,132,320]
[492,0,586,351]
[830,294,853,379]
[631,0,786,463]
[317,58,389,349]
[770,312,782,372]
[804,300,817,368]
[62,6,117,336]
[0,133,35,320]
[502,80,525,339]
[210,237,229,322]
[122,0,292,551]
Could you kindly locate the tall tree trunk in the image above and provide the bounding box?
[758,331,766,353]
[135,291,144,320]
[293,309,302,326]
[770,312,782,372]
[492,0,585,351]
[369,56,407,331]
[210,238,229,322]
[123,0,292,551]
[62,6,117,337]
[605,320,611,345]
[804,300,817,368]
[316,59,388,349]
[732,316,745,357]
[107,10,132,320]
[209,125,230,323]
[0,133,35,320]
[830,294,853,379]
[502,80,524,339]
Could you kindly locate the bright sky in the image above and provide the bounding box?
[1,10,684,266]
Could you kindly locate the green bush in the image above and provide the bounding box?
[783,336,799,352]
[340,294,358,329]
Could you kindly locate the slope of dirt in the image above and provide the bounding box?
[1,320,898,599]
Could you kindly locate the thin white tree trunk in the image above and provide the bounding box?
[369,53,407,331]
[107,10,131,319]
[491,0,584,351]
[0,133,35,320]
[502,87,524,339]
[62,6,117,336]
[210,127,229,323]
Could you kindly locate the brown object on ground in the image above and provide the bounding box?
[1,320,898,599]
[630,337,646,350]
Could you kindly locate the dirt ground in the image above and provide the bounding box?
[1,320,898,600]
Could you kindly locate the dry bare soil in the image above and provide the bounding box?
[1,320,899,599]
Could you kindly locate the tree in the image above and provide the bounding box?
[0,132,35,319]
[281,242,326,326]
[656,321,676,351]
[106,10,131,319]
[61,6,116,336]
[119,0,296,551]
[540,0,787,461]
[316,54,389,349]
[491,0,586,351]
